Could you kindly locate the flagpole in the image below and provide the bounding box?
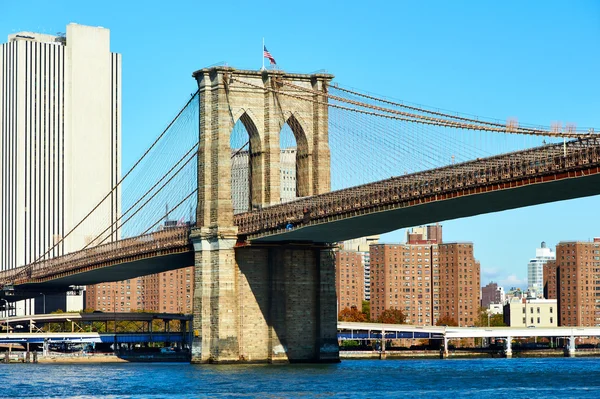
[262,38,265,71]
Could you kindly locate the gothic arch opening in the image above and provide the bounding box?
[230,112,261,214]
[281,114,310,199]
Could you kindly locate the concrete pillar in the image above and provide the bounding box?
[441,336,449,359]
[505,336,512,358]
[380,331,387,360]
[566,336,576,357]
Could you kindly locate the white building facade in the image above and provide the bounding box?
[527,241,555,297]
[504,298,558,328]
[0,24,121,314]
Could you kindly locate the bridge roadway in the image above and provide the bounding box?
[1,138,600,294]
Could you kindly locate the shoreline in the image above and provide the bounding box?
[3,349,600,364]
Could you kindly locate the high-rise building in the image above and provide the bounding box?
[481,282,505,308]
[369,233,480,326]
[543,260,558,302]
[544,239,600,326]
[370,243,434,325]
[336,250,365,312]
[527,241,555,296]
[0,24,121,315]
[340,236,379,301]
[437,243,480,327]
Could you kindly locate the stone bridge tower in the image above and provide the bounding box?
[190,67,338,363]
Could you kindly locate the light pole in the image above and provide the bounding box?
[1,298,9,333]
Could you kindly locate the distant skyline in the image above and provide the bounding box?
[2,0,600,289]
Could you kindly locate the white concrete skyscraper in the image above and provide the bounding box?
[0,24,121,314]
[527,241,555,297]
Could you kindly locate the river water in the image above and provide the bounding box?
[1,358,599,398]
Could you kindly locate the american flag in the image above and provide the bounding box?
[263,46,276,65]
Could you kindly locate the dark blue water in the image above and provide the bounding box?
[1,358,599,398]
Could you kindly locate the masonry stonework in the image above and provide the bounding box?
[190,67,337,363]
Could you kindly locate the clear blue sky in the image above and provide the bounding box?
[3,0,600,290]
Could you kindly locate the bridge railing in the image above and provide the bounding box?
[0,227,192,286]
[234,138,600,237]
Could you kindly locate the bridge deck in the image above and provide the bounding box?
[2,138,600,290]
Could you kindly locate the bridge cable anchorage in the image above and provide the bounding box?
[279,80,597,139]
[29,90,200,267]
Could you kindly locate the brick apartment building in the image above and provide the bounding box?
[369,226,480,326]
[481,282,504,308]
[86,266,194,313]
[336,250,365,311]
[543,239,600,326]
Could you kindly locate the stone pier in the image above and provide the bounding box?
[191,242,338,363]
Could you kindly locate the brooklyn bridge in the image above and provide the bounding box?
[1,67,599,363]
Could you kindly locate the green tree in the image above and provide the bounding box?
[489,313,505,327]
[361,300,371,321]
[475,307,506,327]
[376,308,406,324]
[436,315,458,326]
[338,306,367,322]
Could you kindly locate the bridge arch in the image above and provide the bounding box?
[230,110,263,214]
[281,113,311,198]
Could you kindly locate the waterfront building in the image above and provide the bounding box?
[336,250,365,312]
[369,226,480,326]
[544,238,600,326]
[503,297,557,327]
[370,243,434,325]
[481,282,505,308]
[340,236,379,301]
[85,266,194,313]
[527,241,555,297]
[0,24,121,315]
[436,242,480,327]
